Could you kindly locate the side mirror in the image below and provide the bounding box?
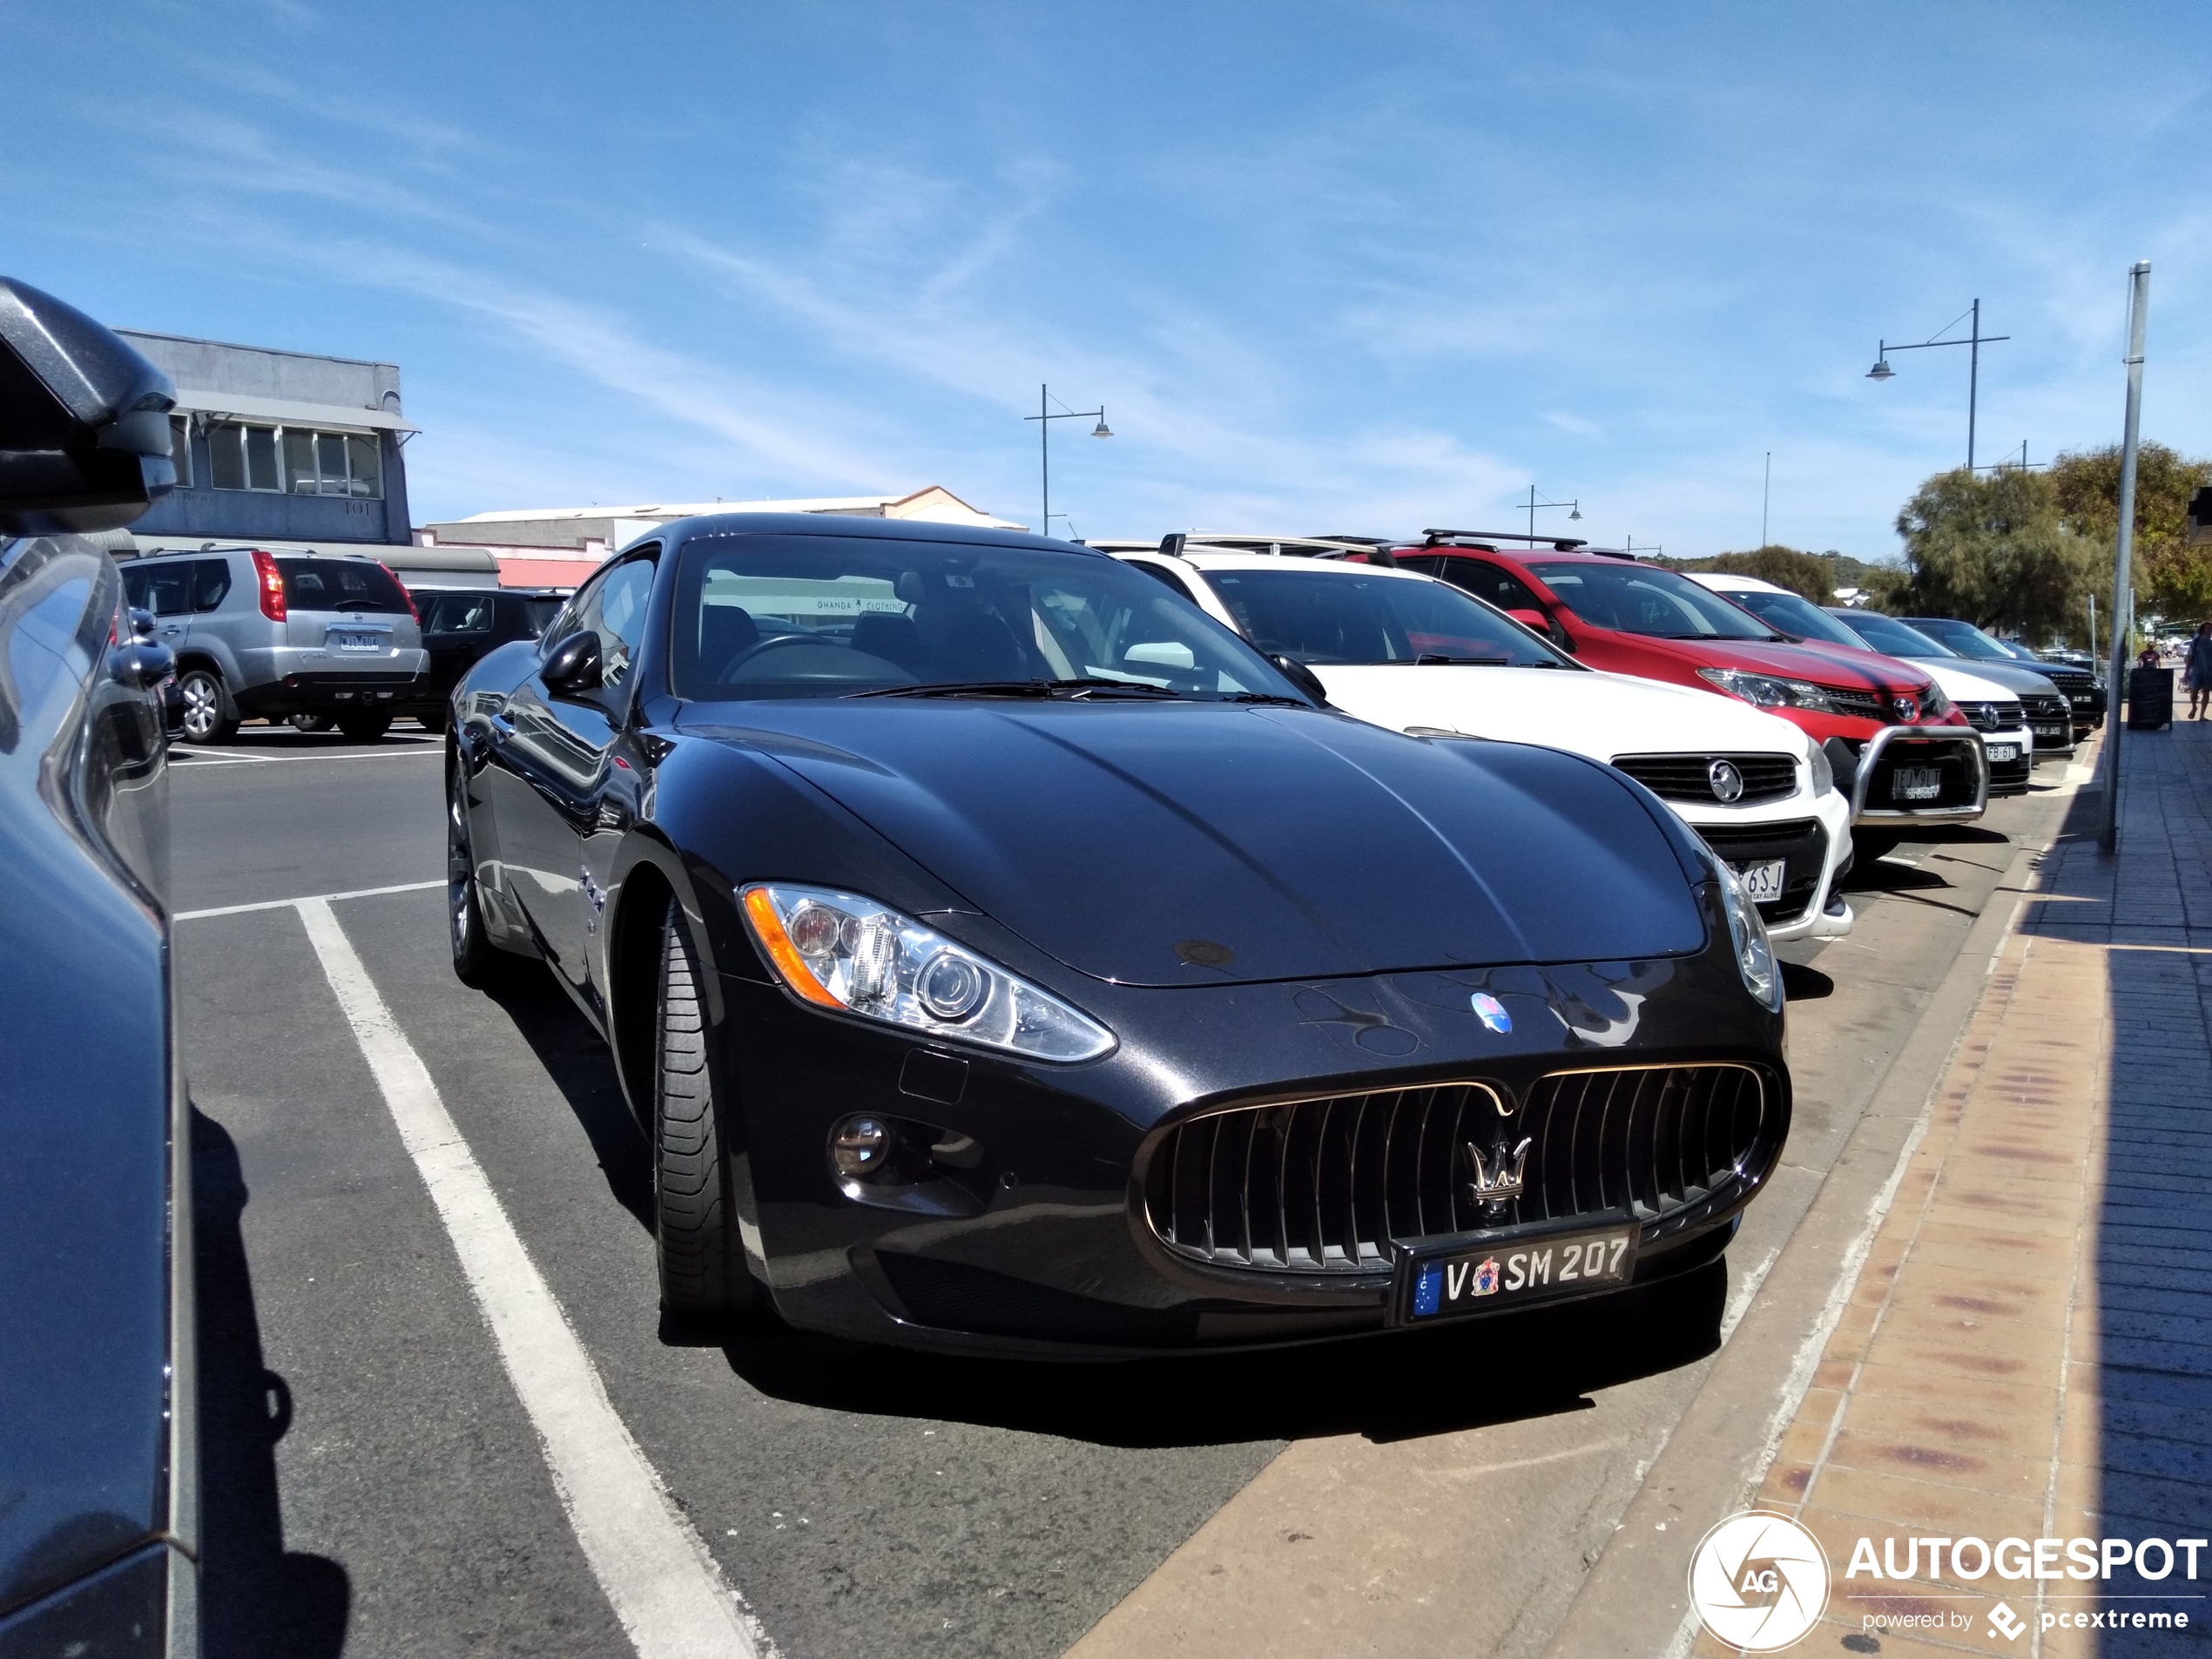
[109,638,173,692]
[0,277,178,535]
[1268,652,1331,707]
[543,630,603,695]
[128,606,157,642]
[1506,608,1552,633]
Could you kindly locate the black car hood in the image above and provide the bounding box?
[681,700,1706,986]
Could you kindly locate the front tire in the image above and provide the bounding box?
[448,763,506,988]
[654,899,758,1321]
[178,668,239,745]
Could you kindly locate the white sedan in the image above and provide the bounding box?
[1106,542,1856,954]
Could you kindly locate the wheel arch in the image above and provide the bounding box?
[605,832,721,1128]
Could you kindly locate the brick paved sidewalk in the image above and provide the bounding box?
[1696,720,2212,1659]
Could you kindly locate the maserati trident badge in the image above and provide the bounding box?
[1466,1136,1534,1204]
[1470,991,1512,1033]
[1707,759,1744,803]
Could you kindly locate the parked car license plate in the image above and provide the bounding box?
[1398,1225,1635,1324]
[2033,724,2066,739]
[1729,858,1787,903]
[1894,765,1942,800]
[332,631,383,652]
[1987,743,2020,762]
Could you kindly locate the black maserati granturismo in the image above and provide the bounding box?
[447,513,1791,1356]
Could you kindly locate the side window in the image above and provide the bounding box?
[1391,553,1440,577]
[1443,558,1546,615]
[428,594,495,633]
[1126,559,1200,602]
[143,563,193,617]
[122,567,152,611]
[560,555,658,692]
[192,558,233,613]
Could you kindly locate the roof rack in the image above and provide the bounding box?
[1577,547,1642,561]
[1420,529,1589,550]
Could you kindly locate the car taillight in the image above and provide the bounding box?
[251,550,287,621]
[381,562,420,624]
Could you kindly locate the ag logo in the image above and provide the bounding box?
[1688,1511,1830,1651]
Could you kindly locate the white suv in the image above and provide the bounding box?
[1101,538,1856,954]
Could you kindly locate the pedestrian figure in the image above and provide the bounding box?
[2187,621,2212,720]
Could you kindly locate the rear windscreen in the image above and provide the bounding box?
[276,558,411,614]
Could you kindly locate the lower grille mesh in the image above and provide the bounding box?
[1143,1066,1770,1276]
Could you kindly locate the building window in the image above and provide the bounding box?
[281,428,383,498]
[206,421,382,498]
[168,415,192,488]
[208,421,281,491]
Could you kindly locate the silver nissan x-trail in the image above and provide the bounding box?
[121,546,429,742]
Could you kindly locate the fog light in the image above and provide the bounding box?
[830,1116,893,1181]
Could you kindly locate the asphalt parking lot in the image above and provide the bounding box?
[170,724,2094,1659]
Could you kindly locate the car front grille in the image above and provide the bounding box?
[1961,700,2023,732]
[1610,752,1797,805]
[1693,818,1829,924]
[1815,685,1892,723]
[1862,737,1981,810]
[1140,1065,1772,1277]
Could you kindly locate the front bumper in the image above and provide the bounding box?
[1981,725,2035,795]
[1675,787,1853,945]
[722,893,1790,1358]
[1828,726,1988,828]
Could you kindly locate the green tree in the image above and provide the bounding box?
[2046,441,2212,627]
[1889,467,2095,642]
[1672,545,1837,604]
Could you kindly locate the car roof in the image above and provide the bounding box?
[1086,532,1380,559]
[1415,544,1644,567]
[1106,546,1433,580]
[1686,570,1787,594]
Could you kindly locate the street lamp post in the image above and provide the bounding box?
[1522,486,1580,542]
[1022,383,1111,538]
[1866,300,2011,470]
[2099,261,2151,854]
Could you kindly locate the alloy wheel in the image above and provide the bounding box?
[180,675,220,742]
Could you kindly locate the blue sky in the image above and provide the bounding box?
[6,2,2207,557]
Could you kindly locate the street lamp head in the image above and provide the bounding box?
[1091,416,1112,439]
[1568,503,1582,521]
[1867,357,1894,381]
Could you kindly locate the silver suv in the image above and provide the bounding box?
[121,546,429,742]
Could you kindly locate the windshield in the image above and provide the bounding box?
[1527,560,1778,640]
[275,556,412,614]
[1719,587,1868,648]
[1203,568,1574,668]
[1825,610,1954,658]
[1906,617,2012,661]
[670,535,1298,702]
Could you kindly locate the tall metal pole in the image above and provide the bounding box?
[1527,486,1536,542]
[1762,452,1770,548]
[2099,261,2151,853]
[1039,383,1049,536]
[1966,299,1979,472]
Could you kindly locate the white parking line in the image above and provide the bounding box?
[175,880,444,921]
[172,745,441,768]
[293,896,766,1659]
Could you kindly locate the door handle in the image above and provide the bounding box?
[486,713,516,745]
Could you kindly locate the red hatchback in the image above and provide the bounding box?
[1386,533,1989,834]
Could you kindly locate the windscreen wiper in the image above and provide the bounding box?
[1413,653,1512,665]
[850,678,1184,700]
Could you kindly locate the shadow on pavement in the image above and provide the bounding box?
[481,968,654,1234]
[2024,721,2212,1634]
[1781,961,1834,1001]
[192,1107,350,1659]
[718,1256,1727,1449]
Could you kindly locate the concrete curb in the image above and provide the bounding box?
[1538,773,2088,1659]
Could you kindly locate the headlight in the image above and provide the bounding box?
[1710,856,1782,1010]
[1919,682,1952,721]
[1695,666,1837,713]
[1807,741,1834,796]
[740,883,1116,1062]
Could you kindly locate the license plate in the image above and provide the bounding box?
[2033,725,2066,738]
[1729,857,1788,903]
[1987,743,2020,762]
[1398,1225,1635,1324]
[1894,765,1942,800]
[332,631,384,652]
